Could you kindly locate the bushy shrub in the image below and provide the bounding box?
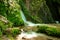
[0,21,8,31]
[0,30,2,37]
[6,0,24,26]
[0,0,24,26]
[0,19,13,36]
[11,28,20,37]
[46,27,57,36]
[37,26,48,33]
[46,27,60,37]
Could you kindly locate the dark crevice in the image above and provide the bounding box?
[45,0,60,22]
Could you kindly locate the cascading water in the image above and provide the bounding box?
[20,10,27,22]
[16,29,45,40]
[20,10,40,26]
[16,10,42,40]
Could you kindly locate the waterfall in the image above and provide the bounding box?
[16,10,43,40]
[20,10,40,26]
[16,29,45,40]
[20,10,27,22]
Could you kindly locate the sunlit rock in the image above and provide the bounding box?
[0,15,8,23]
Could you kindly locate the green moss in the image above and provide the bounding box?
[0,15,13,36]
[37,26,48,33]
[46,27,57,36]
[0,0,7,17]
[36,25,60,37]
[11,28,20,36]
[0,21,8,31]
[0,30,2,37]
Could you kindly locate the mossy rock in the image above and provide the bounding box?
[4,28,21,37]
[36,25,60,37]
[0,15,13,36]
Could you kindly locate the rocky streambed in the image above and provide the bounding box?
[16,32,60,40]
[1,33,60,40]
[1,24,60,40]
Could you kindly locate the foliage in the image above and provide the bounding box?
[19,0,42,23]
[36,25,60,37]
[0,15,13,36]
[3,28,20,37]
[0,0,24,26]
[10,28,20,37]
[6,0,24,26]
[37,26,48,33]
[0,0,7,17]
[0,29,2,37]
[0,21,9,36]
[0,21,10,31]
[46,27,58,37]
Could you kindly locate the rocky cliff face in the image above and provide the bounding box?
[30,0,54,23]
[23,0,60,23]
[21,0,54,23]
[45,0,60,23]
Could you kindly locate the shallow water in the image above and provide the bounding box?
[16,31,60,40]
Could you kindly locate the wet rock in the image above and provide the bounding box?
[16,33,60,40]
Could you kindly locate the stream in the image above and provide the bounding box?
[15,10,60,40]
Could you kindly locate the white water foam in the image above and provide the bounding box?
[20,10,40,26]
[17,10,41,40]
